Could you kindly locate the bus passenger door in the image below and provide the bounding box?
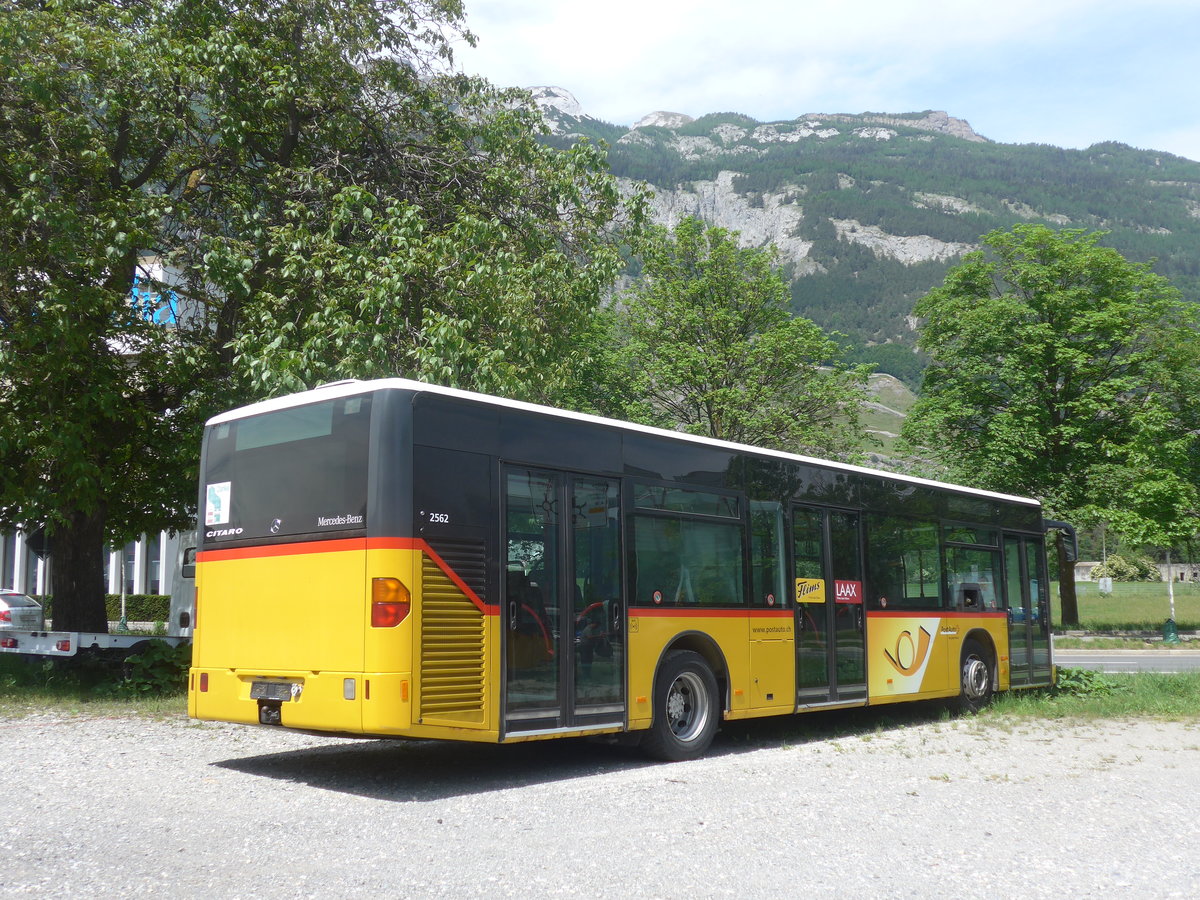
[1004,535,1051,686]
[792,506,867,705]
[503,468,624,734]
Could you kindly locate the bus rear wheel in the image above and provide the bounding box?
[956,639,994,714]
[641,650,719,761]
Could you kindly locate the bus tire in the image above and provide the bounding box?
[641,650,719,761]
[956,639,994,714]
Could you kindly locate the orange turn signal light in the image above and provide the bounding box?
[371,577,411,627]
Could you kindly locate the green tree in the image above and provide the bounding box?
[903,224,1200,625]
[1,0,221,630]
[599,217,869,458]
[0,0,636,630]
[226,91,636,402]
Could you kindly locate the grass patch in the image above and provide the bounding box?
[0,649,188,719]
[1052,636,1196,650]
[1052,580,1200,631]
[724,669,1200,752]
[989,668,1200,720]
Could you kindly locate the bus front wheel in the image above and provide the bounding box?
[642,650,719,761]
[956,639,994,713]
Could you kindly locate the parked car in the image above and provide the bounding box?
[0,590,45,630]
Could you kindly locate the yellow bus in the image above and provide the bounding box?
[188,378,1061,760]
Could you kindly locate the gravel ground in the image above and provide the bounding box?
[2,710,1199,898]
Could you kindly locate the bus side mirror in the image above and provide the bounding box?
[1043,521,1078,562]
[181,547,197,579]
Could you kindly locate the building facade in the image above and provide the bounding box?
[1,529,184,597]
[1074,560,1200,583]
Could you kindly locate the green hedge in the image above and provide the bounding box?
[35,594,171,624]
[105,594,171,622]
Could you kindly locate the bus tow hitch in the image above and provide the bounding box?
[258,701,283,726]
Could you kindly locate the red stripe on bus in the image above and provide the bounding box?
[636,607,789,619]
[407,540,497,616]
[866,610,1008,619]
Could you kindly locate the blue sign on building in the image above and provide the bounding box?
[130,274,180,325]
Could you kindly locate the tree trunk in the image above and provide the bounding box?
[1056,531,1080,627]
[49,507,109,633]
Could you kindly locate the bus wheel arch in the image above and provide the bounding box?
[956,632,996,713]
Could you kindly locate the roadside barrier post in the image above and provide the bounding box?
[1163,618,1180,645]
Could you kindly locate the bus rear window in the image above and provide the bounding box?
[202,396,372,545]
[234,401,336,451]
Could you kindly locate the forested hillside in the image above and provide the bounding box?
[537,90,1200,383]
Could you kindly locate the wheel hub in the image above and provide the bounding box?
[667,687,687,721]
[665,672,708,740]
[962,656,989,699]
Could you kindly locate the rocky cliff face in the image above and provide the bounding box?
[635,170,821,273]
[820,110,986,142]
[530,88,990,269]
[831,219,975,265]
[529,86,584,123]
[633,169,980,271]
[633,111,695,129]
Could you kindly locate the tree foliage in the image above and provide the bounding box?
[903,224,1200,623]
[1090,554,1160,583]
[595,217,869,458]
[0,0,637,629]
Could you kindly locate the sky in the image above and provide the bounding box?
[453,0,1200,162]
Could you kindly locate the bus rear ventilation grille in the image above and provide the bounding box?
[419,549,486,721]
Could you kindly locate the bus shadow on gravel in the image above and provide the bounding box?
[212,701,955,802]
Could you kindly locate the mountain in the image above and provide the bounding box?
[531,87,1200,383]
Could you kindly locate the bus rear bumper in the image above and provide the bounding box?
[188,667,414,735]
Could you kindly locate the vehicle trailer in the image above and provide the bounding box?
[0,628,188,658]
[0,538,195,659]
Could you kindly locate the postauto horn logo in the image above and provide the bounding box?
[884,625,933,677]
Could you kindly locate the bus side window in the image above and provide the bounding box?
[631,514,745,608]
[750,501,788,608]
[945,545,1001,611]
[865,515,943,609]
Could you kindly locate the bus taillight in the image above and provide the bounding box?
[371,577,410,627]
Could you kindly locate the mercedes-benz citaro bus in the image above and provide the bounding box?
[188,378,1063,760]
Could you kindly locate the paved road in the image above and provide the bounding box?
[1053,648,1200,673]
